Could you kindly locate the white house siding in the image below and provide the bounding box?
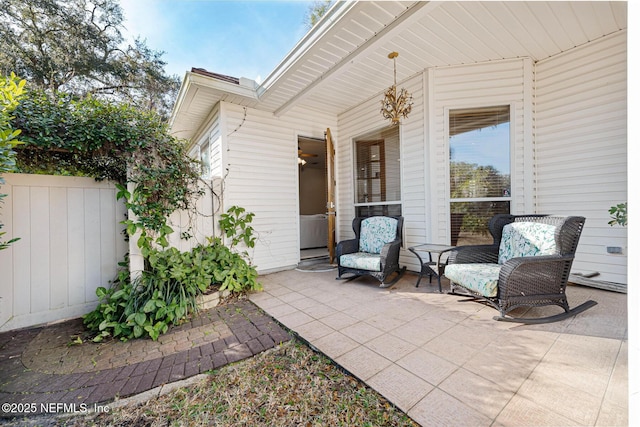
[0,174,127,331]
[167,105,221,252]
[430,58,532,244]
[534,31,627,285]
[220,102,337,273]
[208,103,223,179]
[166,182,216,252]
[336,74,426,272]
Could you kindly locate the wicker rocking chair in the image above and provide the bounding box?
[336,216,406,288]
[444,214,597,324]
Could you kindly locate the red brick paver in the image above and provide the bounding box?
[0,299,291,419]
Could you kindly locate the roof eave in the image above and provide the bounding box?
[169,70,259,139]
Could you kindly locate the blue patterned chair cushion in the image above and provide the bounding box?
[340,252,382,272]
[498,222,557,265]
[358,217,398,254]
[444,263,502,297]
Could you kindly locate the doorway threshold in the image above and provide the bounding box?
[300,248,329,260]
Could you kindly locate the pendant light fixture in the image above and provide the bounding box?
[380,52,413,125]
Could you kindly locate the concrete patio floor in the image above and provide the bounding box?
[249,268,628,427]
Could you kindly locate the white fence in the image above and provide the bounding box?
[0,174,218,332]
[0,173,127,332]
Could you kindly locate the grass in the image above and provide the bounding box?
[60,339,419,427]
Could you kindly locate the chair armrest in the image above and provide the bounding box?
[336,239,359,259]
[448,245,499,264]
[499,254,574,297]
[380,239,402,266]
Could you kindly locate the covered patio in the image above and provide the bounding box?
[165,1,629,425]
[250,268,627,426]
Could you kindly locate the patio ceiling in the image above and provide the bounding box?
[170,1,627,141]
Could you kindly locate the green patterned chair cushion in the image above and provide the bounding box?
[444,263,502,297]
[498,222,557,265]
[339,252,382,271]
[359,217,398,254]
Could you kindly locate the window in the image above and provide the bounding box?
[200,142,211,179]
[354,126,401,217]
[449,105,511,245]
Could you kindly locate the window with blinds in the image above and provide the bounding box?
[354,126,401,217]
[449,105,511,245]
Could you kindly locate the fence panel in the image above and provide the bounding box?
[0,173,127,331]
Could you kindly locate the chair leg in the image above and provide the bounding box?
[379,266,407,288]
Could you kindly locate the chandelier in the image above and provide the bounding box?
[380,52,413,125]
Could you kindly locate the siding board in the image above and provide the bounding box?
[534,31,627,284]
[431,58,530,243]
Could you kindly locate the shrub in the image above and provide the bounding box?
[84,237,261,342]
[12,90,204,236]
[0,73,26,250]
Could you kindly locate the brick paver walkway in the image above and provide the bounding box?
[0,299,291,418]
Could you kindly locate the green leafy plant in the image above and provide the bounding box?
[608,202,627,227]
[84,237,261,342]
[220,205,256,250]
[12,90,204,227]
[0,73,26,250]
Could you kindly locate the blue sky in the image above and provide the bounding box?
[450,123,510,175]
[119,0,314,83]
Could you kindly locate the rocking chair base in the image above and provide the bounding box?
[336,274,359,283]
[494,300,598,324]
[379,266,407,288]
[336,266,406,288]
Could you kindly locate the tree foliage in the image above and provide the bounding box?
[0,73,25,177]
[304,0,333,29]
[0,0,179,118]
[450,161,510,199]
[450,161,511,234]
